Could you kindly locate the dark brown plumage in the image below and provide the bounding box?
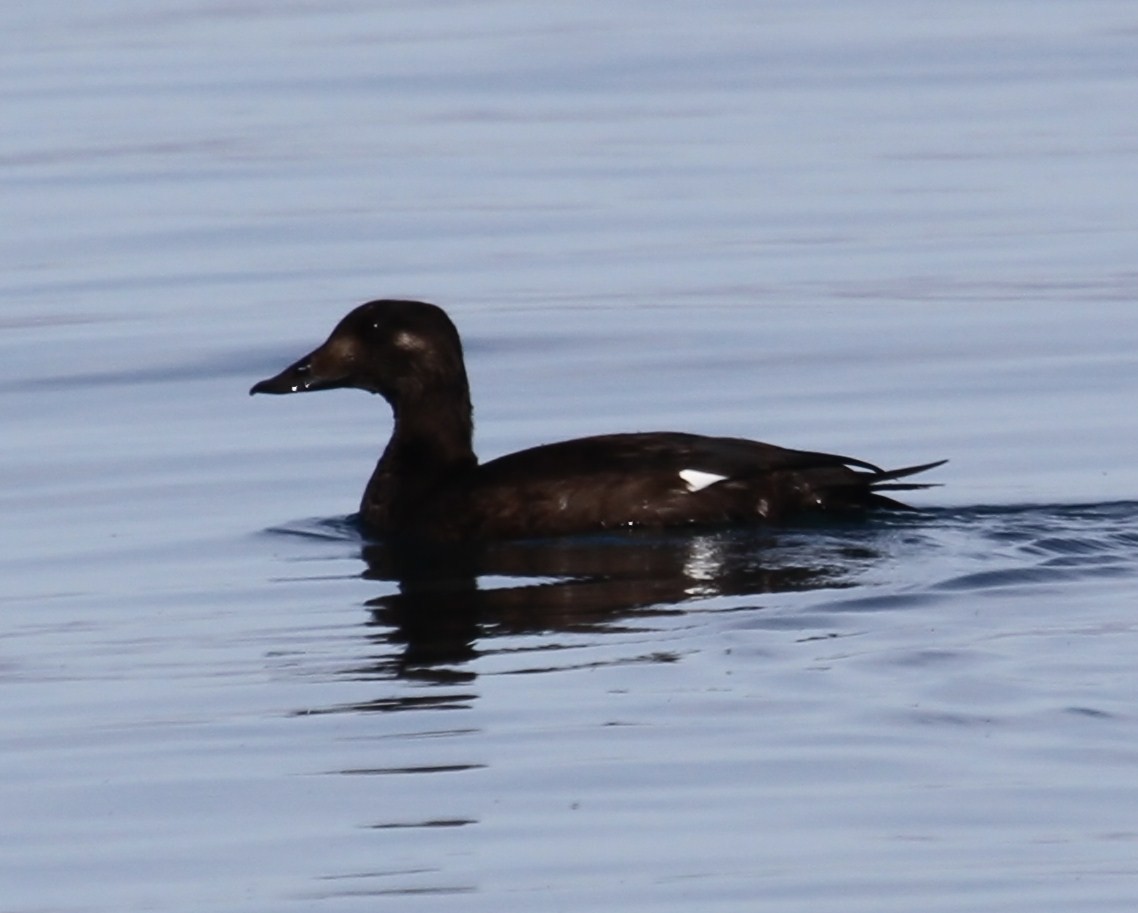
[251,299,944,542]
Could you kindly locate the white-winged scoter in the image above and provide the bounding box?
[251,299,944,541]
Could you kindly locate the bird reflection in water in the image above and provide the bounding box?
[357,527,878,682]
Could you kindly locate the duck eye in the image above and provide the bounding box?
[365,319,393,342]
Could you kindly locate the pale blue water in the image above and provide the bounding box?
[4,2,1138,911]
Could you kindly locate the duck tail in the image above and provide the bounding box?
[862,459,947,510]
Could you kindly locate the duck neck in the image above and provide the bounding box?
[362,385,477,531]
[388,388,476,470]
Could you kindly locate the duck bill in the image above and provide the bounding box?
[249,347,350,395]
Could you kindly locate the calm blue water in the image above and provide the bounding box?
[4,2,1138,911]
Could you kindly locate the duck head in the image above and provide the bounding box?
[249,299,470,403]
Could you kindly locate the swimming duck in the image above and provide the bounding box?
[251,299,944,542]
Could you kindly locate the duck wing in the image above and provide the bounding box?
[418,433,944,540]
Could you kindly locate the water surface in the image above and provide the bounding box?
[4,2,1138,911]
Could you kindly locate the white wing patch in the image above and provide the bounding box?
[679,469,729,493]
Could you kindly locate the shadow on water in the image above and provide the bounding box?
[267,500,1138,695]
[271,515,936,694]
[357,527,879,681]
